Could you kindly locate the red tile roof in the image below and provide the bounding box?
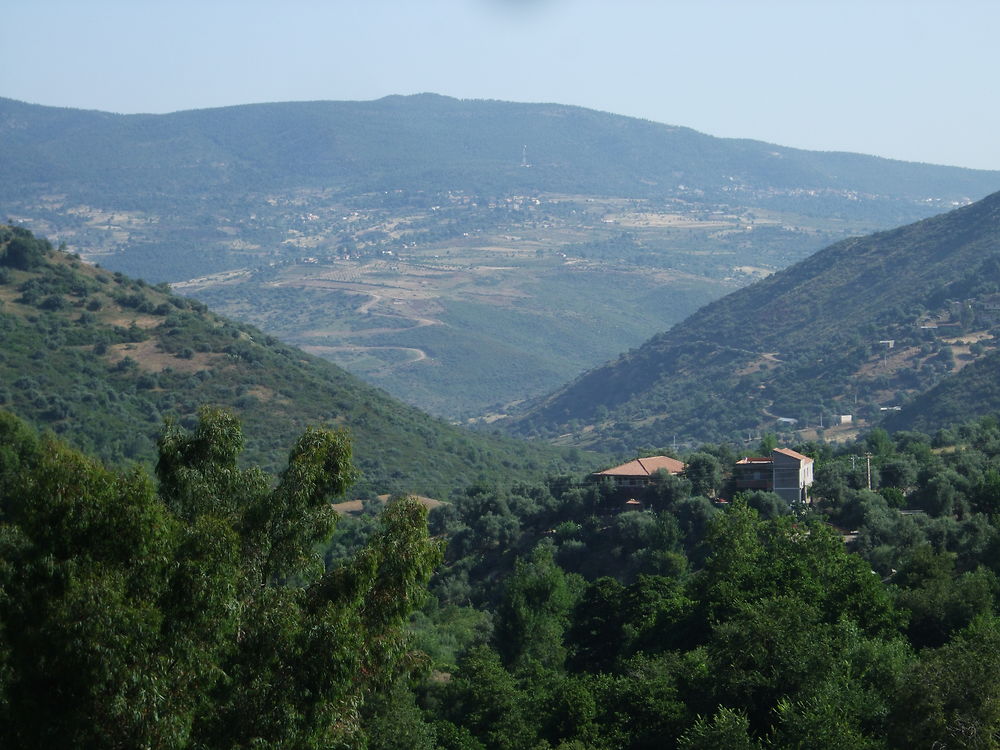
[594,455,686,477]
[773,447,814,464]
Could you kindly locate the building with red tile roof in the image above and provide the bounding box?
[592,455,686,489]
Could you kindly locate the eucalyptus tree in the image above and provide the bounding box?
[0,408,442,749]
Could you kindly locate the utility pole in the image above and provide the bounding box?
[880,339,893,370]
[865,452,873,490]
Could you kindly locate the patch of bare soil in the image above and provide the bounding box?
[735,352,782,376]
[854,346,922,378]
[332,494,443,517]
[104,340,227,373]
[331,499,364,515]
[796,422,864,444]
[104,313,163,329]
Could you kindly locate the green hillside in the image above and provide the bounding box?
[0,225,594,496]
[508,191,1000,451]
[883,348,1000,433]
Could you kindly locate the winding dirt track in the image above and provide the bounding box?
[297,289,442,338]
[301,344,428,365]
[299,289,439,371]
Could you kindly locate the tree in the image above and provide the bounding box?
[740,490,790,520]
[684,452,723,498]
[688,503,906,741]
[892,545,998,649]
[970,468,1000,515]
[647,468,692,510]
[757,433,778,455]
[677,707,762,750]
[878,454,918,490]
[0,408,442,749]
[771,677,887,750]
[566,577,627,673]
[693,500,899,637]
[865,428,894,459]
[437,646,534,750]
[914,473,960,516]
[493,542,581,670]
[0,227,49,270]
[890,615,1000,748]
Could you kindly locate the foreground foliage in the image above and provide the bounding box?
[0,408,442,748]
[353,418,1000,748]
[7,400,1000,746]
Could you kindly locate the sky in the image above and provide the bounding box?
[4,0,999,171]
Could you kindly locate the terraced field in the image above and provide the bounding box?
[174,191,858,418]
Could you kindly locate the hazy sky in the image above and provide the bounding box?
[4,0,998,170]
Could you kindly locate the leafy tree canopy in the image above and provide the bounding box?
[0,407,442,749]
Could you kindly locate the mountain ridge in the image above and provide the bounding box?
[507,191,1000,450]
[4,94,998,202]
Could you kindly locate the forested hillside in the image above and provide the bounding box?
[510,190,1000,452]
[9,395,1000,747]
[0,225,593,497]
[883,348,1000,433]
[329,416,1000,748]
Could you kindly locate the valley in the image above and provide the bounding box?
[0,225,596,497]
[9,0,1000,740]
[5,94,999,421]
[8,187,943,419]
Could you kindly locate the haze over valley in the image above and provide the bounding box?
[5,95,999,421]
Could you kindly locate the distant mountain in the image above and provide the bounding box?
[3,93,998,209]
[4,94,1000,421]
[507,191,1000,451]
[0,226,592,496]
